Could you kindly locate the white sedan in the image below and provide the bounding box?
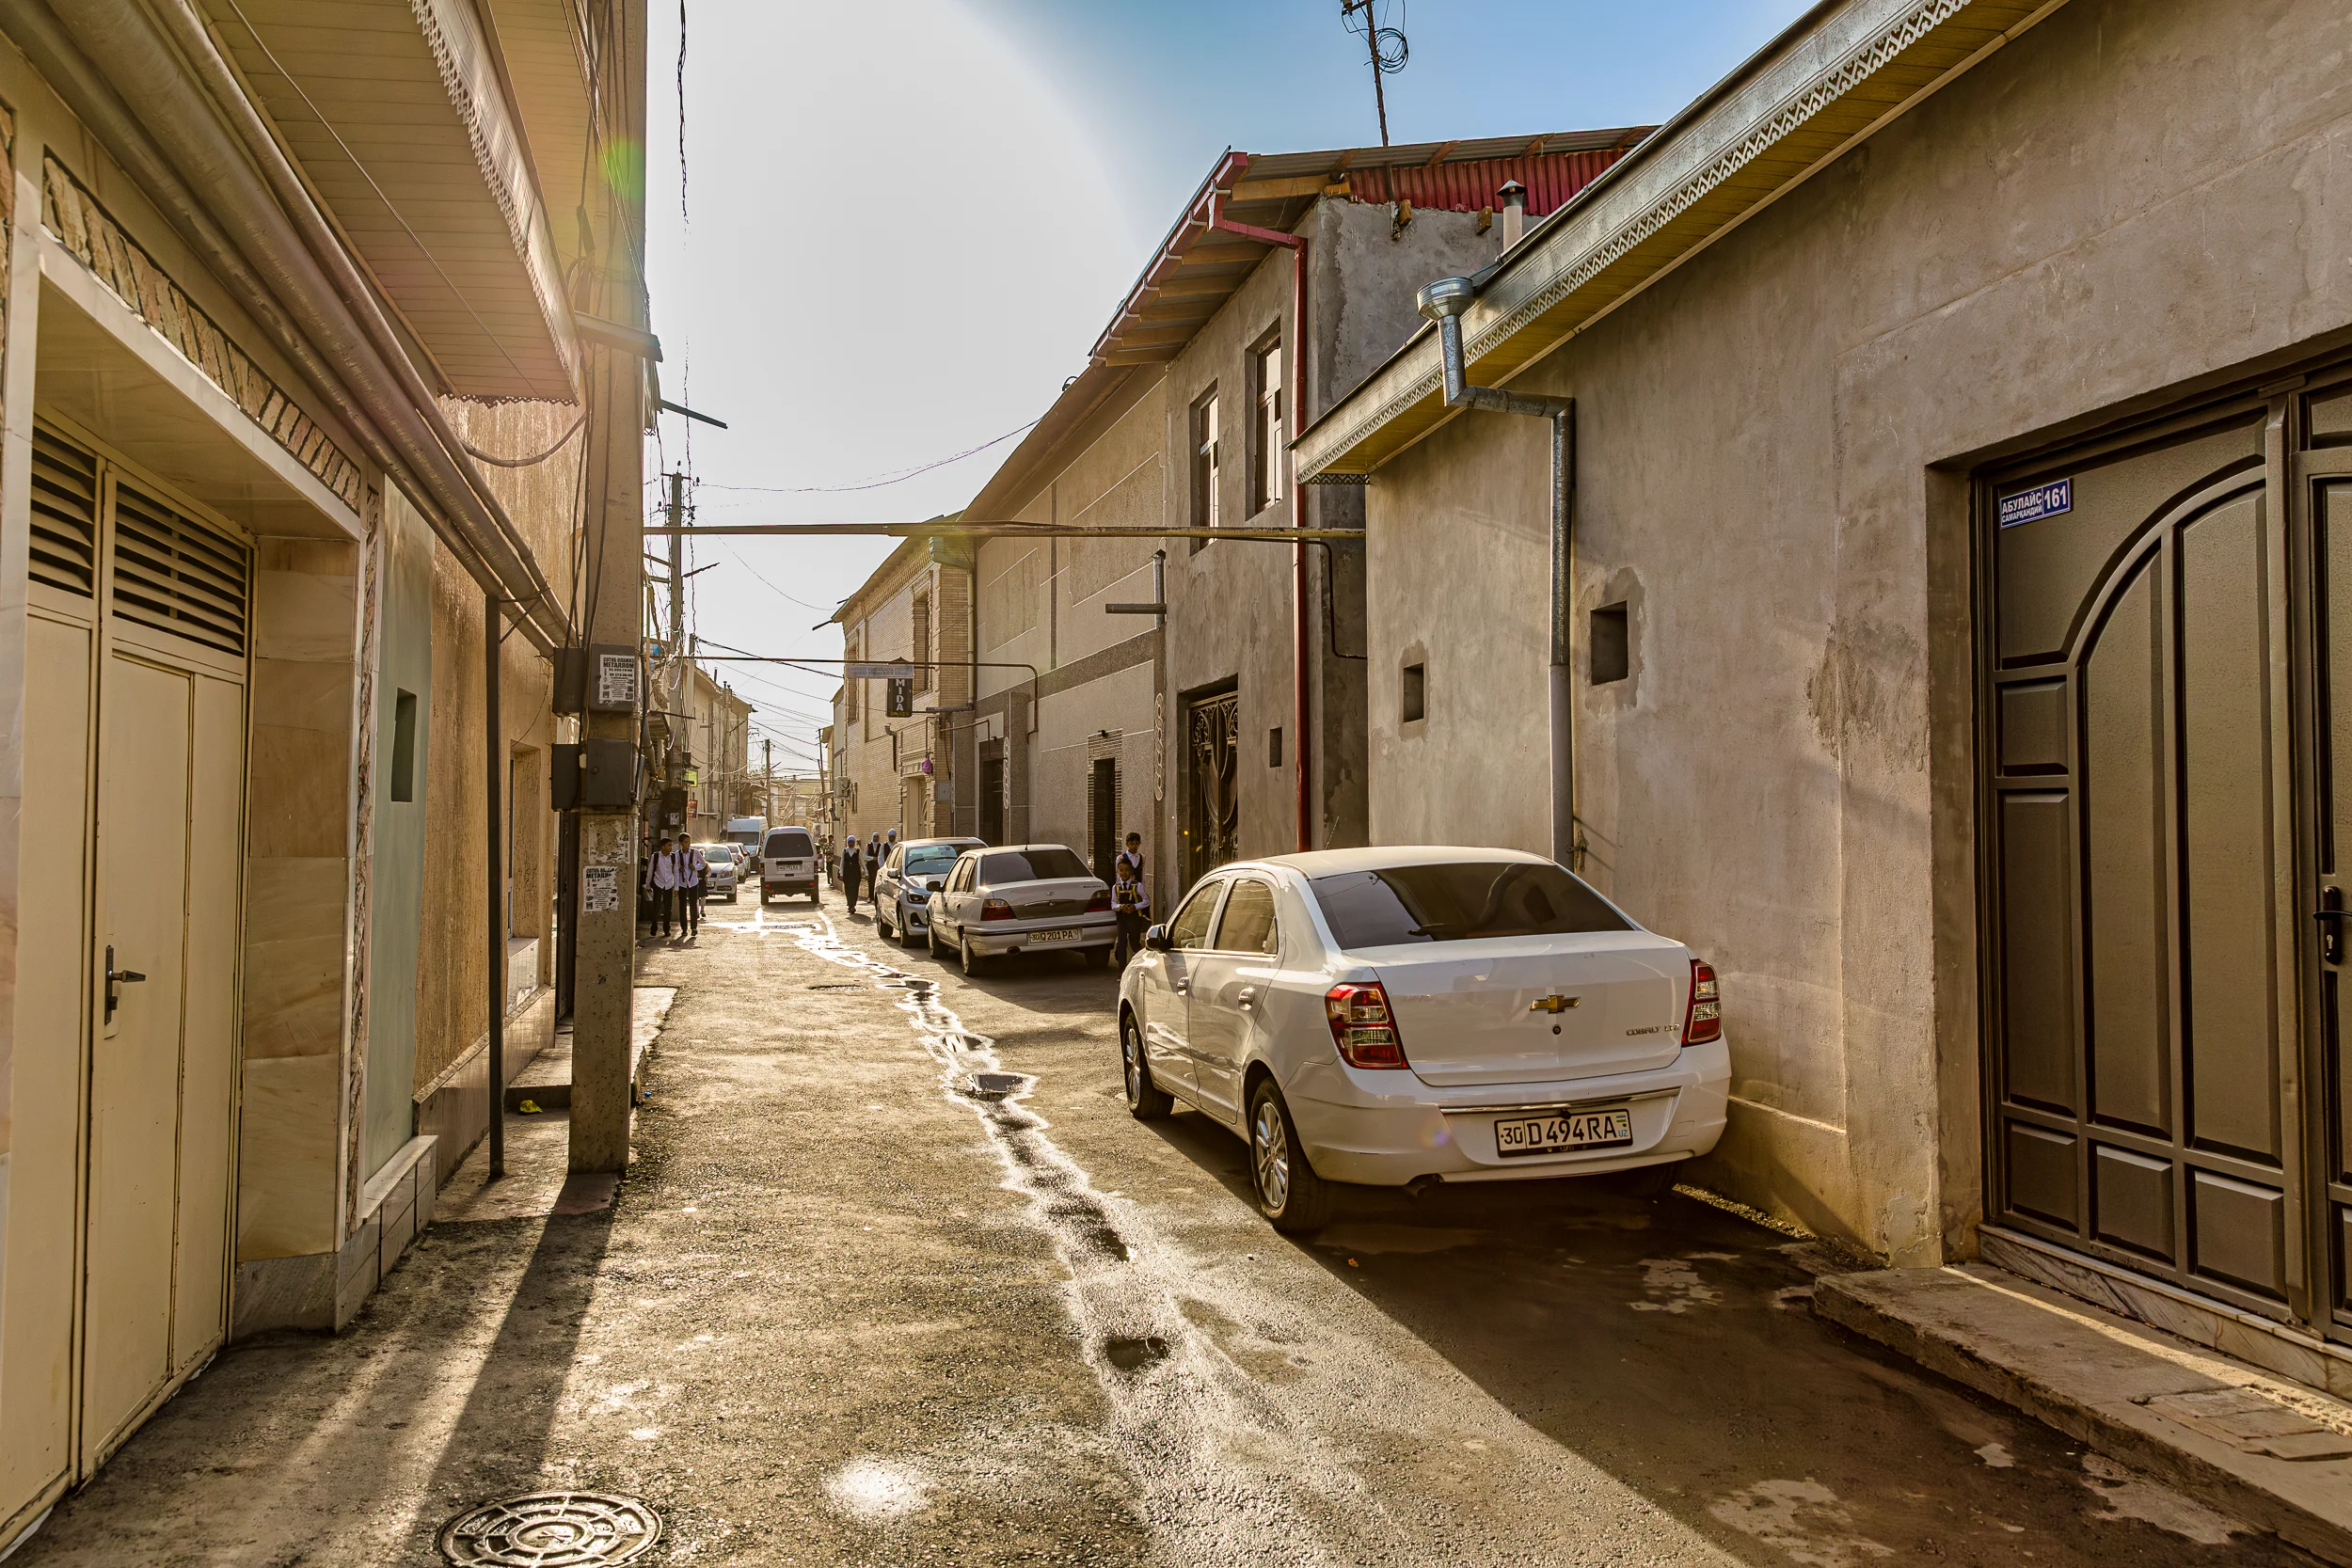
[1116,847,1730,1231]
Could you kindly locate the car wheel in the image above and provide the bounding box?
[899,908,921,948]
[878,907,894,941]
[758,887,771,905]
[1081,944,1110,971]
[1248,1079,1334,1233]
[960,932,989,977]
[1120,1014,1172,1120]
[928,921,946,960]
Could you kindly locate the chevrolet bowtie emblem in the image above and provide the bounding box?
[1530,994,1580,1014]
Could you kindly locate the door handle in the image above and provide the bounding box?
[1174,982,1189,996]
[1237,986,1256,1010]
[2319,888,2348,965]
[104,943,147,1024]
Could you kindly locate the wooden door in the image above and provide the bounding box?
[1981,406,2311,1322]
[2298,402,2352,1340]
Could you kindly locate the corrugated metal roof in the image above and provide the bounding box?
[1090,129,1650,369]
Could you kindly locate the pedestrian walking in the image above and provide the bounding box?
[840,832,864,912]
[863,832,882,896]
[648,834,683,938]
[1112,832,1152,965]
[680,840,708,937]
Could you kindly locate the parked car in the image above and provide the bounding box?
[875,835,985,946]
[758,825,819,904]
[926,844,1115,974]
[1115,847,1730,1233]
[694,842,739,902]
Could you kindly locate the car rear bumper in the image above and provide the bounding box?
[1286,1038,1730,1186]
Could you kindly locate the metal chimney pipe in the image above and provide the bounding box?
[1498,180,1528,249]
[1416,277,1580,868]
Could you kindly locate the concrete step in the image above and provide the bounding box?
[1817,1264,2352,1565]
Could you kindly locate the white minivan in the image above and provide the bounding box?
[758,825,819,904]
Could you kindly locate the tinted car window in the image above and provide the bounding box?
[1215,879,1279,955]
[1168,883,1222,950]
[981,847,1089,882]
[765,831,812,858]
[903,845,961,875]
[1310,862,1630,948]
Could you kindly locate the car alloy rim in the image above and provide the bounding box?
[1122,1027,1141,1101]
[1253,1101,1290,1211]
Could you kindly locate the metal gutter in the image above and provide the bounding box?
[1294,0,2072,483]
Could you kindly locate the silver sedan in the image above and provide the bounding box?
[925,844,1116,975]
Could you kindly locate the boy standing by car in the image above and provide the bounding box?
[1112,831,1151,964]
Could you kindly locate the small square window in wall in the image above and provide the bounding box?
[1591,603,1629,685]
[1401,662,1426,724]
[1268,726,1282,768]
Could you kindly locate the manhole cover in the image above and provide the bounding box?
[438,1492,661,1566]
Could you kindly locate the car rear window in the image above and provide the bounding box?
[765,831,812,858]
[980,847,1089,882]
[1309,862,1630,948]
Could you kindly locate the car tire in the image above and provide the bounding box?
[758,886,771,905]
[878,907,894,942]
[1248,1079,1335,1234]
[927,920,945,959]
[1120,1014,1172,1119]
[1081,945,1110,971]
[960,932,990,977]
[899,908,920,948]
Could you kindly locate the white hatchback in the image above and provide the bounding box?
[1115,847,1730,1231]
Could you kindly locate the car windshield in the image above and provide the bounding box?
[902,846,961,875]
[980,847,1089,883]
[1309,861,1630,948]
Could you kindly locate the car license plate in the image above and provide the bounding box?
[1494,1106,1634,1157]
[1030,927,1083,944]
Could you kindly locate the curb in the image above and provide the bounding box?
[1816,1265,2352,1566]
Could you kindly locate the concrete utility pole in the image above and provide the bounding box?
[568,0,649,1178]
[665,471,687,797]
[764,737,773,821]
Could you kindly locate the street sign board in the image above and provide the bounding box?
[846,661,909,680]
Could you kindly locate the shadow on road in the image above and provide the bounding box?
[1135,1109,2308,1567]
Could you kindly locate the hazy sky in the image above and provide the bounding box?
[641,1,1808,778]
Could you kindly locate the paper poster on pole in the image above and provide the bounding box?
[582,864,621,913]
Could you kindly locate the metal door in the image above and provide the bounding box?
[1983,379,2352,1341]
[0,420,249,1490]
[1184,689,1238,884]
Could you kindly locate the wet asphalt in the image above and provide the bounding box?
[9,887,2325,1566]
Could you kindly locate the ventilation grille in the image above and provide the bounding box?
[111,481,249,657]
[29,425,97,596]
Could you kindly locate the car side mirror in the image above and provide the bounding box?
[1143,924,1171,953]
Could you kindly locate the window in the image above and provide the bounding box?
[765,830,813,859]
[1401,661,1426,723]
[1189,388,1220,553]
[980,847,1090,882]
[1089,757,1119,879]
[1215,879,1280,955]
[912,592,931,694]
[1250,335,1284,516]
[1268,726,1282,768]
[389,689,419,802]
[902,844,961,876]
[1168,881,1223,949]
[1592,602,1629,684]
[1310,861,1631,950]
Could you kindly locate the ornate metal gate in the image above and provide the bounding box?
[1184,689,1239,884]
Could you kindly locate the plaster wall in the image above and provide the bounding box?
[1361,0,2352,1261]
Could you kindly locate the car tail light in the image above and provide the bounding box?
[982,897,1014,921]
[1086,888,1112,912]
[1683,958,1722,1044]
[1325,982,1409,1069]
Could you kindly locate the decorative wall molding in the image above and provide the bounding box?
[40,156,365,509]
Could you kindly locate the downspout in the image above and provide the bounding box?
[1416,277,1579,866]
[7,0,571,649]
[1206,192,1311,851]
[485,592,505,1180]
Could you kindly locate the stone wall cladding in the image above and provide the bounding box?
[40,156,364,509]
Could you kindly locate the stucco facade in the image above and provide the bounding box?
[1327,0,2352,1272]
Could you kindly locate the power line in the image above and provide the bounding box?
[693,418,1040,495]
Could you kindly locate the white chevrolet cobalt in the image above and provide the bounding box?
[1116,847,1729,1231]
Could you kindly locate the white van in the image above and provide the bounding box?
[759,824,819,904]
[723,816,767,853]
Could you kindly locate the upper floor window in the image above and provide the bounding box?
[1250,335,1283,516]
[1190,388,1220,553]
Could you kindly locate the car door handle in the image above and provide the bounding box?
[1174,982,1189,996]
[1236,986,1256,1009]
